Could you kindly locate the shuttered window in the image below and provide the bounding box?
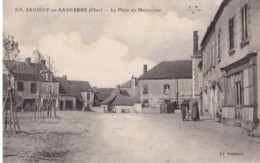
[241,4,248,42]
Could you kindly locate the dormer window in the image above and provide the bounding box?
[42,73,52,81]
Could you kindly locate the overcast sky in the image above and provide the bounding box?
[4,0,222,88]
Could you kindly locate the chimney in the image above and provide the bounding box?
[116,85,120,94]
[93,87,97,93]
[40,59,46,65]
[25,57,31,65]
[193,31,199,55]
[62,75,67,80]
[143,64,147,74]
[131,76,136,88]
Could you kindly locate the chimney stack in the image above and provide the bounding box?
[62,75,67,80]
[40,59,46,65]
[193,31,199,55]
[143,64,147,74]
[25,57,31,65]
[131,76,136,88]
[116,85,120,94]
[93,87,97,93]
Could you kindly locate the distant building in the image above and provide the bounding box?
[99,85,140,113]
[200,0,260,129]
[138,61,192,112]
[120,76,139,97]
[55,76,94,110]
[93,87,114,106]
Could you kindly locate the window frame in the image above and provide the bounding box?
[30,82,37,94]
[163,84,170,95]
[241,4,249,47]
[229,17,235,52]
[143,85,148,95]
[87,92,90,100]
[217,29,222,63]
[17,81,24,92]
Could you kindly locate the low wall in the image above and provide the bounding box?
[241,107,254,122]
[134,103,142,113]
[114,106,135,113]
[141,107,160,114]
[92,107,105,113]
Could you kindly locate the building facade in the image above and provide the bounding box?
[139,61,192,112]
[191,31,203,115]
[3,58,60,109]
[201,0,260,128]
[55,76,94,110]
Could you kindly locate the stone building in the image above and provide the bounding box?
[120,76,139,97]
[3,58,60,109]
[138,61,192,112]
[100,85,139,113]
[93,87,114,106]
[191,31,203,114]
[55,75,94,110]
[200,0,260,129]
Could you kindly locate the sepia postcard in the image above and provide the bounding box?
[2,0,260,162]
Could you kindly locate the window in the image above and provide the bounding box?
[143,85,148,94]
[87,92,90,100]
[217,29,222,62]
[164,85,170,94]
[17,81,24,92]
[229,17,235,51]
[241,4,248,42]
[30,83,37,94]
[42,74,52,81]
[47,84,53,93]
[236,82,243,106]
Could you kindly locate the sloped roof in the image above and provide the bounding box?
[139,60,192,80]
[3,60,50,81]
[111,95,140,106]
[95,88,114,101]
[100,87,131,105]
[121,80,131,88]
[69,80,93,93]
[201,0,230,47]
[55,77,76,95]
[121,78,139,88]
[54,77,93,101]
[100,94,117,105]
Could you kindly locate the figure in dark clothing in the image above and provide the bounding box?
[191,100,200,121]
[181,99,189,121]
[172,102,177,113]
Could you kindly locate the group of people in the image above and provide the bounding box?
[181,99,200,121]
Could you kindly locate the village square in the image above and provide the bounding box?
[3,0,260,162]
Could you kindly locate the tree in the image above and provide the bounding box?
[32,49,57,118]
[3,33,21,133]
[33,49,45,63]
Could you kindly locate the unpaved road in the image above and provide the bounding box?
[3,111,260,163]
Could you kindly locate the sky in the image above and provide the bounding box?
[3,0,222,88]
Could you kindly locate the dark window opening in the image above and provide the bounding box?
[17,81,24,92]
[241,4,248,42]
[143,85,148,94]
[164,84,170,94]
[229,17,235,51]
[30,83,37,94]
